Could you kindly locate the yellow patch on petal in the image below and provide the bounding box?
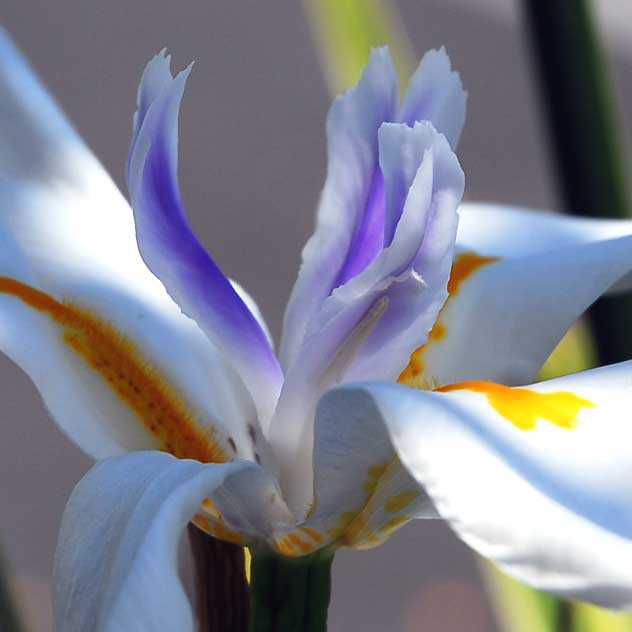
[436,381,594,430]
[377,515,410,537]
[363,462,389,495]
[0,276,228,462]
[384,490,420,514]
[398,253,499,387]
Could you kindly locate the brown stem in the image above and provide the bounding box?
[188,524,250,632]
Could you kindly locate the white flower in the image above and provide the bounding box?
[2,29,632,630]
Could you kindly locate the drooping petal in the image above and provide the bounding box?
[271,122,463,514]
[301,395,436,555]
[399,234,632,391]
[457,202,632,258]
[53,452,291,631]
[0,34,270,466]
[398,47,467,149]
[126,51,282,425]
[279,48,399,371]
[321,364,632,609]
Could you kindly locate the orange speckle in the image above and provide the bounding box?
[436,381,594,430]
[447,252,499,295]
[300,527,324,544]
[0,276,227,463]
[428,321,446,342]
[398,253,499,386]
[288,534,315,553]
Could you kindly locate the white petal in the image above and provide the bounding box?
[53,452,288,631]
[399,235,632,390]
[321,365,632,609]
[457,202,632,292]
[0,33,269,467]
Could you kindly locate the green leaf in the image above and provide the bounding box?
[302,0,415,93]
[482,562,558,632]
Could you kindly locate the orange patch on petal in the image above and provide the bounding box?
[436,381,594,430]
[446,253,499,295]
[0,276,228,463]
[398,253,499,386]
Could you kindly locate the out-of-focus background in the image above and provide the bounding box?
[0,1,631,630]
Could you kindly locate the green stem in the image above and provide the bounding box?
[523,0,632,365]
[248,548,334,632]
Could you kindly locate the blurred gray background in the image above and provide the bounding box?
[1,1,631,630]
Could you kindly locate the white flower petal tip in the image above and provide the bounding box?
[317,366,632,610]
[53,452,292,631]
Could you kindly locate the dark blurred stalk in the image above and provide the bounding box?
[188,525,250,632]
[523,0,632,365]
[524,1,632,630]
[0,555,24,632]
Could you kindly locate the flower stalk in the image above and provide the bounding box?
[523,1,632,630]
[248,548,334,632]
[188,526,250,632]
[522,0,632,364]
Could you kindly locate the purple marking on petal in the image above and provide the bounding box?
[127,55,282,423]
[334,168,386,287]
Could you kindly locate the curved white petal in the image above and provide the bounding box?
[53,452,289,631]
[321,365,632,609]
[0,33,270,466]
[400,235,632,390]
[457,203,632,292]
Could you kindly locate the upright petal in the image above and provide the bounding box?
[279,48,398,371]
[126,52,282,424]
[399,234,632,391]
[322,363,632,609]
[53,452,290,631]
[271,123,463,514]
[398,47,467,149]
[280,47,467,373]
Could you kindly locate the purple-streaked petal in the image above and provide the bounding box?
[398,47,467,149]
[271,123,463,514]
[126,53,282,424]
[281,47,467,375]
[279,48,398,371]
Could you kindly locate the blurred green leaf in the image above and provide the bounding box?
[302,0,415,93]
[538,318,596,381]
[483,562,558,632]
[0,554,24,632]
